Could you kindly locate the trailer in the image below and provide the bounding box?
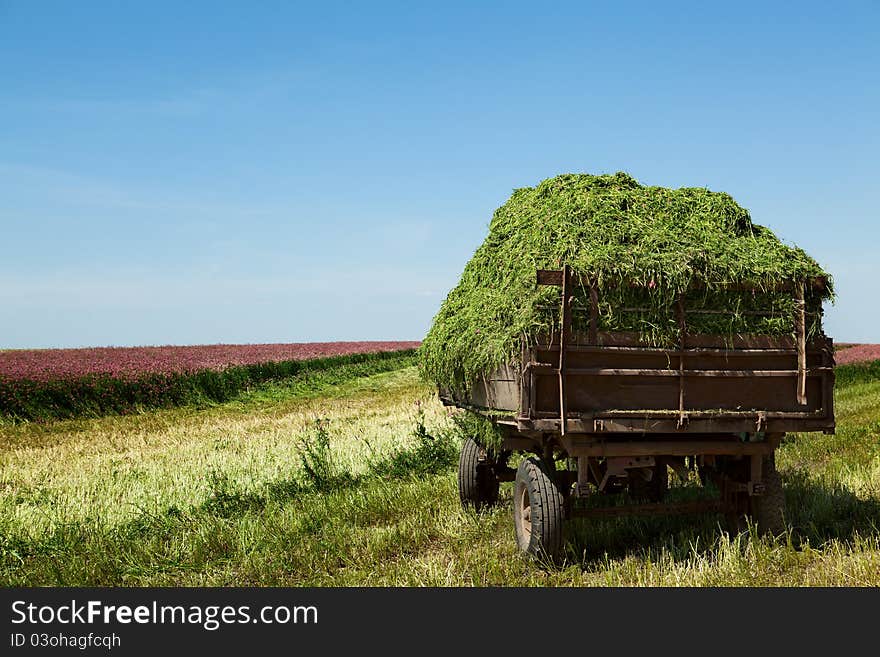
[442,266,835,562]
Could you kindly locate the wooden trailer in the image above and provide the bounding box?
[442,267,835,562]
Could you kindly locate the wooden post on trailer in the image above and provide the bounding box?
[520,338,533,421]
[795,283,807,406]
[676,295,687,428]
[559,264,572,435]
[589,282,599,345]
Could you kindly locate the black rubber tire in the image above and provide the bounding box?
[750,453,786,536]
[513,457,565,563]
[458,437,499,511]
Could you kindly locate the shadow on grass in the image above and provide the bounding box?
[783,468,880,544]
[563,473,880,567]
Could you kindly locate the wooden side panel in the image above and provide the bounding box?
[452,334,835,434]
[530,345,829,414]
[462,364,520,412]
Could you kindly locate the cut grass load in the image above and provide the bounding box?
[420,172,832,390]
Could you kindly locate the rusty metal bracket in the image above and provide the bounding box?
[576,457,591,497]
[597,455,655,491]
[755,411,767,432]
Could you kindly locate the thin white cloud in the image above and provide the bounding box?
[0,265,453,310]
[0,162,287,217]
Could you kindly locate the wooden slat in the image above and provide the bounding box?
[535,408,827,420]
[528,348,536,422]
[559,439,775,457]
[622,307,797,317]
[676,296,687,425]
[558,264,571,435]
[547,330,822,350]
[588,284,599,344]
[537,344,807,356]
[540,304,820,318]
[527,364,831,377]
[795,284,807,405]
[537,304,820,317]
[519,340,530,420]
[597,409,825,419]
[522,417,833,434]
[536,269,828,293]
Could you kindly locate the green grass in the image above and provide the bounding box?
[1,361,879,586]
[835,359,880,387]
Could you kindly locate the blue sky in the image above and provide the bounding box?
[1,1,877,348]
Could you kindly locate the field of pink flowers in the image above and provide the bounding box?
[0,342,421,382]
[0,342,420,421]
[834,344,880,366]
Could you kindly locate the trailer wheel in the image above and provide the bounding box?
[458,437,499,511]
[750,454,786,536]
[514,457,565,563]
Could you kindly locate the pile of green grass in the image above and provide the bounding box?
[421,173,832,389]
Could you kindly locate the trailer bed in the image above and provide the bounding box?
[442,331,835,436]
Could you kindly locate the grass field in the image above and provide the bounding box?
[1,358,879,586]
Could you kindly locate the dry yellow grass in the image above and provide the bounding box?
[0,368,442,538]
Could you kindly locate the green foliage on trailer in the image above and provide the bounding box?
[421,172,833,389]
